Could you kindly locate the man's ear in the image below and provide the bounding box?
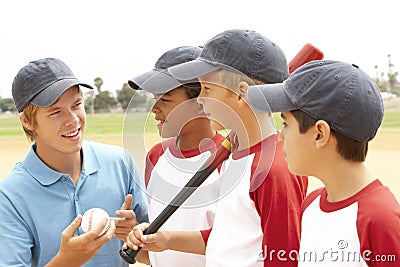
[19,113,34,131]
[314,120,331,148]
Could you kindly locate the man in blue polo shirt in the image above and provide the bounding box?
[0,58,148,266]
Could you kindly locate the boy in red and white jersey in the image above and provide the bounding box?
[247,60,400,266]
[127,46,226,266]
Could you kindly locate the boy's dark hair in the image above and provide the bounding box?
[290,110,368,162]
[183,82,201,99]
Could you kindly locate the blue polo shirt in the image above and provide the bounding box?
[0,140,148,267]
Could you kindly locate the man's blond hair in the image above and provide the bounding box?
[21,104,39,142]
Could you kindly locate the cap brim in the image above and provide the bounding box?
[128,69,184,94]
[247,83,296,113]
[128,70,157,90]
[168,59,220,81]
[31,79,93,108]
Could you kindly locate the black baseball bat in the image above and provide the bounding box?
[120,132,234,264]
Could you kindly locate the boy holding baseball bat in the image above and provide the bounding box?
[125,29,309,266]
[0,58,148,266]
[126,46,227,266]
[247,60,400,266]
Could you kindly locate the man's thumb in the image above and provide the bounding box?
[121,194,133,210]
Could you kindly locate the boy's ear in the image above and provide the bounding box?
[196,101,205,114]
[237,81,249,101]
[314,120,331,148]
[19,113,34,131]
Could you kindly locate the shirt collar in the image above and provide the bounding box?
[81,141,101,175]
[22,141,101,186]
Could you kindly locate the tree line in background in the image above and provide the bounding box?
[82,77,151,114]
[0,77,152,113]
[374,54,400,98]
[1,57,399,113]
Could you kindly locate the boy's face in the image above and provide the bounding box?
[28,86,86,156]
[197,72,237,128]
[278,111,315,175]
[152,87,202,138]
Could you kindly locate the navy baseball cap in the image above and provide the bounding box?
[12,58,93,112]
[128,46,202,94]
[247,60,384,142]
[168,29,289,84]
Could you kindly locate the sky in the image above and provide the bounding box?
[0,0,398,99]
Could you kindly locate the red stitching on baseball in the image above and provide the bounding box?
[88,209,94,231]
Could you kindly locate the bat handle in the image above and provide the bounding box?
[120,224,158,263]
[119,246,141,264]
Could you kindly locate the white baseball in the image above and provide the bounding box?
[81,208,111,236]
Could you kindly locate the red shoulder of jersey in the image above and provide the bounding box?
[356,181,400,265]
[144,138,176,187]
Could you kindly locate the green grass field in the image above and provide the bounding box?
[0,110,399,139]
[0,112,158,139]
[380,110,400,129]
[85,113,158,138]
